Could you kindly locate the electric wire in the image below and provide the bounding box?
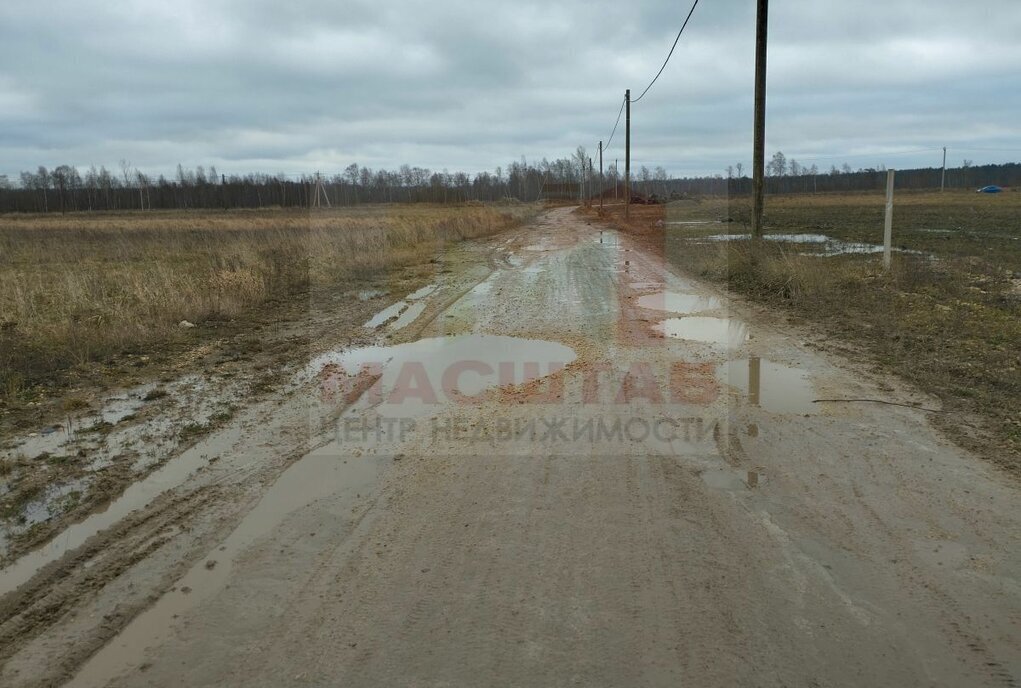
[631,0,700,104]
[601,96,627,153]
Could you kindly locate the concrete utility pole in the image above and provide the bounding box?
[751,0,768,238]
[625,89,631,219]
[883,169,895,270]
[941,147,947,192]
[599,141,604,212]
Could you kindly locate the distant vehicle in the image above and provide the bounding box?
[977,185,1003,193]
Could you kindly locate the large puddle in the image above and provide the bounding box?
[654,317,750,348]
[696,233,911,257]
[717,357,817,414]
[67,445,386,688]
[637,291,723,314]
[309,334,577,419]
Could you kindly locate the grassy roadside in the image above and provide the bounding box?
[0,203,539,555]
[0,203,537,401]
[585,191,1021,473]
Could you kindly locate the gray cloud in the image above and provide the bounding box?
[1,0,1019,179]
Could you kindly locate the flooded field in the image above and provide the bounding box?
[695,232,923,256]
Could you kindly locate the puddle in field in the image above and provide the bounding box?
[3,389,153,463]
[407,284,437,300]
[68,445,386,688]
[654,317,749,348]
[697,233,904,257]
[356,289,387,301]
[364,301,407,328]
[701,468,766,491]
[637,291,723,314]
[717,357,817,414]
[389,301,427,331]
[18,481,87,530]
[308,335,576,419]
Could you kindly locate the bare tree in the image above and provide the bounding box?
[654,166,669,197]
[768,151,787,177]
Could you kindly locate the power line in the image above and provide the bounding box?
[602,96,627,152]
[631,0,700,104]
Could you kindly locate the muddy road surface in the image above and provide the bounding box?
[1,207,1019,687]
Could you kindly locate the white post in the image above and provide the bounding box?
[883,169,895,270]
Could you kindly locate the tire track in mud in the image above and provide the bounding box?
[0,401,349,687]
[406,226,531,341]
[849,480,1019,686]
[760,421,1018,687]
[0,486,216,682]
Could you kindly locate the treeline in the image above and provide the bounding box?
[715,152,1021,196]
[0,152,1016,213]
[0,155,594,213]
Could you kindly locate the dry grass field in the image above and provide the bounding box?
[587,190,1021,468]
[0,204,538,400]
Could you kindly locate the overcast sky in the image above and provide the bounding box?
[2,0,1020,180]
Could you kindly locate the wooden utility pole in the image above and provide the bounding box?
[751,0,768,238]
[598,141,604,212]
[625,89,631,219]
[588,157,594,206]
[940,146,947,192]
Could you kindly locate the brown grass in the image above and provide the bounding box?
[0,204,538,395]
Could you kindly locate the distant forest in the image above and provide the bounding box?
[0,152,1017,213]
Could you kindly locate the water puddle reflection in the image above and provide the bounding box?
[364,301,406,328]
[406,284,437,300]
[695,233,919,257]
[389,301,426,331]
[717,357,817,414]
[637,291,722,314]
[654,317,749,348]
[309,335,577,419]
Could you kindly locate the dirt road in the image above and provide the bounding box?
[2,207,1019,687]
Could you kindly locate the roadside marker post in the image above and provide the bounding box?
[884,169,895,270]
